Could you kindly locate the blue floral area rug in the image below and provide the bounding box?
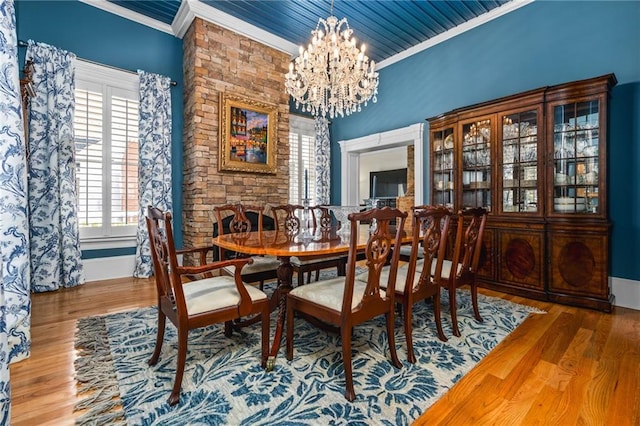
[74,282,543,425]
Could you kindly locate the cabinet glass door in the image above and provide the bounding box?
[431,128,454,209]
[501,110,539,213]
[552,100,600,214]
[461,119,491,210]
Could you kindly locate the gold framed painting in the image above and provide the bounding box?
[218,93,278,174]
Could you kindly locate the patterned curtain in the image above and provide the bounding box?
[314,116,330,204]
[26,40,85,293]
[133,70,172,278]
[0,0,32,417]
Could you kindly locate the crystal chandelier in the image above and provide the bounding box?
[284,8,379,119]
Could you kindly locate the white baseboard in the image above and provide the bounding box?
[611,276,640,311]
[82,255,136,282]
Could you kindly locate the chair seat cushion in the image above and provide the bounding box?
[290,255,344,266]
[223,256,280,276]
[438,259,462,280]
[356,264,421,295]
[182,275,268,316]
[289,276,386,311]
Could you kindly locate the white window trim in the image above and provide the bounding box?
[289,115,316,204]
[75,59,139,250]
[75,59,138,91]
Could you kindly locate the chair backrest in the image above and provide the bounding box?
[146,206,187,312]
[406,205,452,291]
[313,205,333,230]
[212,204,273,260]
[451,207,488,278]
[271,204,318,234]
[344,207,407,313]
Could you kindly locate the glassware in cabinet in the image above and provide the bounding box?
[551,100,600,214]
[431,127,454,209]
[500,109,540,214]
[461,119,492,211]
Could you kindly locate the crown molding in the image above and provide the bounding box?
[78,0,174,35]
[174,0,298,56]
[172,0,196,39]
[81,0,533,67]
[378,0,536,69]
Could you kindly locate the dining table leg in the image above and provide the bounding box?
[266,255,293,371]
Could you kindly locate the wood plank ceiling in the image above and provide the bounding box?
[108,0,512,63]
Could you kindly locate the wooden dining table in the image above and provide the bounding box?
[212,225,379,369]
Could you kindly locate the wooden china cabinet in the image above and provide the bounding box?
[428,74,617,312]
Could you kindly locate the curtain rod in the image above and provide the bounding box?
[18,40,177,87]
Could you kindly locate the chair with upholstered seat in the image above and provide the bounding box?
[270,204,346,286]
[146,206,270,405]
[356,206,451,362]
[440,207,488,337]
[396,206,451,362]
[286,207,407,401]
[212,204,280,290]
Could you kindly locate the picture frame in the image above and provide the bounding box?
[218,93,278,174]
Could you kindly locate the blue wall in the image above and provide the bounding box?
[15,1,185,256]
[330,1,640,280]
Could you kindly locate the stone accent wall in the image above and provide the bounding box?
[182,18,291,255]
[397,145,416,232]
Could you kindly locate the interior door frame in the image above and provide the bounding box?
[338,123,424,207]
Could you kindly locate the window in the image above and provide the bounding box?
[289,115,316,204]
[74,60,139,245]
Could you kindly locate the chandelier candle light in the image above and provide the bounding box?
[284,7,379,118]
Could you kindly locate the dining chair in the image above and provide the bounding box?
[286,207,407,401]
[146,206,270,405]
[270,204,346,286]
[212,203,280,290]
[356,206,451,362]
[440,207,488,337]
[396,206,452,362]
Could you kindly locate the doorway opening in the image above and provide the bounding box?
[338,123,424,206]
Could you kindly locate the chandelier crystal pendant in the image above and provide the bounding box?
[284,13,379,119]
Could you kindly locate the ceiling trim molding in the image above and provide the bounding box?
[378,0,536,69]
[81,0,534,68]
[78,0,174,35]
[172,0,196,38]
[176,0,298,55]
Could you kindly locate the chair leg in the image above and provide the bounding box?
[314,269,320,281]
[338,261,346,276]
[259,280,264,291]
[148,307,166,366]
[169,326,188,406]
[403,302,416,364]
[450,287,461,337]
[224,320,232,337]
[285,300,294,361]
[433,291,447,342]
[261,305,270,368]
[386,311,402,369]
[341,326,355,402]
[471,282,483,323]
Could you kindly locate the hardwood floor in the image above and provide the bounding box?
[9,277,640,425]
